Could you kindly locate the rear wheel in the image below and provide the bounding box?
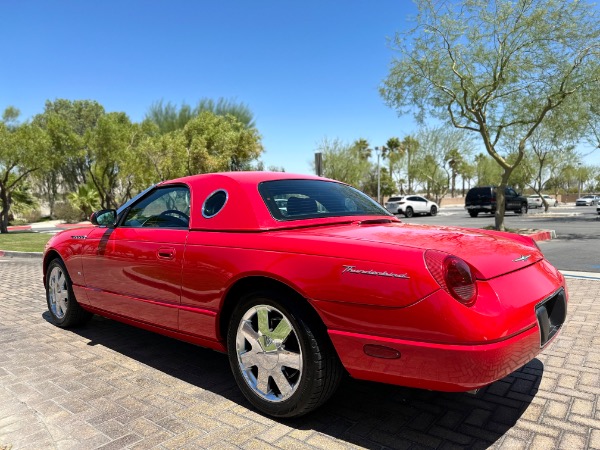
[468,210,478,218]
[46,259,92,328]
[227,290,342,418]
[429,206,437,216]
[516,203,528,215]
[404,207,414,218]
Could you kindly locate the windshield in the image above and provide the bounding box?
[259,179,391,221]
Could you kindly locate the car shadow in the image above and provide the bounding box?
[46,313,542,449]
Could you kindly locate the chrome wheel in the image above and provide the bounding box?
[48,266,69,319]
[235,305,302,402]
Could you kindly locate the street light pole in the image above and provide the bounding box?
[577,163,581,199]
[375,146,381,203]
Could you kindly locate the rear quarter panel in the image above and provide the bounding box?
[179,230,440,340]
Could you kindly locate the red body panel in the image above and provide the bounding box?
[43,172,567,393]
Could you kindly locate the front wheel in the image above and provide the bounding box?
[429,205,437,216]
[468,210,478,217]
[227,291,342,418]
[404,207,414,218]
[46,259,93,328]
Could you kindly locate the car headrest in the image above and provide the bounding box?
[287,197,318,216]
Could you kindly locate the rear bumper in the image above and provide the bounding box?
[465,205,493,210]
[328,325,547,391]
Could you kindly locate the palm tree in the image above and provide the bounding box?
[68,184,101,219]
[352,138,371,160]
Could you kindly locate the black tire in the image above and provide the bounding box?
[45,259,93,328]
[404,207,414,218]
[227,290,342,418]
[516,203,528,215]
[429,205,437,216]
[468,210,478,217]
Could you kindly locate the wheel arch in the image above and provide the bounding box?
[218,275,328,344]
[43,250,63,287]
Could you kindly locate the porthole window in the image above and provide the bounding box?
[202,189,228,218]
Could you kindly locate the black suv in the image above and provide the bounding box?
[465,186,528,217]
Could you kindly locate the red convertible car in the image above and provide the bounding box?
[43,172,567,417]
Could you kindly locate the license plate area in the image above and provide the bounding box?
[535,288,567,347]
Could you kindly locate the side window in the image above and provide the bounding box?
[505,188,517,197]
[122,186,190,228]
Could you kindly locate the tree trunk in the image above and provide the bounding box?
[495,170,514,231]
[0,184,10,234]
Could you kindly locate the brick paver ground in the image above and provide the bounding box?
[0,257,599,449]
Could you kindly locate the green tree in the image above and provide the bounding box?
[85,112,139,209]
[315,138,371,187]
[412,126,474,202]
[0,108,49,233]
[382,0,600,230]
[524,117,581,209]
[351,138,371,161]
[136,111,263,184]
[474,153,502,186]
[146,98,255,134]
[32,100,105,215]
[67,183,101,219]
[401,136,419,193]
[362,167,396,199]
[383,137,404,190]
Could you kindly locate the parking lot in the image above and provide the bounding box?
[0,257,599,449]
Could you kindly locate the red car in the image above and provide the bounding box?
[43,172,567,417]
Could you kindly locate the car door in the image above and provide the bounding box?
[81,185,190,330]
[411,196,427,213]
[505,188,519,210]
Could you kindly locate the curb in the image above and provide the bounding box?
[6,225,32,231]
[0,250,43,258]
[525,229,556,242]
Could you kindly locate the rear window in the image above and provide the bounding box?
[259,179,390,221]
[466,187,494,200]
[387,196,404,202]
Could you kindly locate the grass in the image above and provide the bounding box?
[0,232,51,252]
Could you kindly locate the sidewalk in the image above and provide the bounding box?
[0,259,598,449]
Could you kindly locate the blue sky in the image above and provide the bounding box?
[1,1,420,174]
[2,1,598,173]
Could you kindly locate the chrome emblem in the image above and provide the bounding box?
[342,265,409,279]
[70,235,87,240]
[513,254,531,262]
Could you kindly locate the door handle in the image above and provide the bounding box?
[157,247,176,260]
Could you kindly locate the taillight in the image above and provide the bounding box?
[398,201,405,205]
[424,250,477,306]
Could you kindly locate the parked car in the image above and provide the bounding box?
[43,172,567,418]
[465,186,528,217]
[527,195,543,209]
[575,195,599,206]
[527,194,558,208]
[542,195,559,207]
[385,195,439,217]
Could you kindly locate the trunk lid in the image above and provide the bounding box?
[295,221,542,280]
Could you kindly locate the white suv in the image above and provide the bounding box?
[385,195,439,218]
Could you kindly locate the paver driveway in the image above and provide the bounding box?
[1,257,599,449]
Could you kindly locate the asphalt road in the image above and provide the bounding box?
[401,205,600,273]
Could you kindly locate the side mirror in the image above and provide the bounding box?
[90,209,117,227]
